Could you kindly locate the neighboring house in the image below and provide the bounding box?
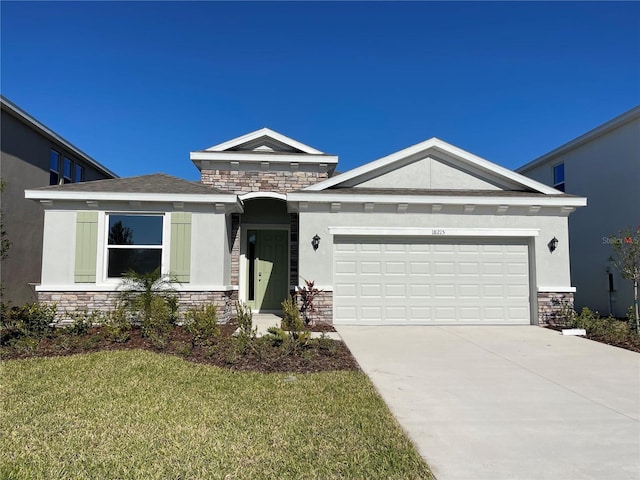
[1,96,117,306]
[26,128,585,325]
[517,106,640,317]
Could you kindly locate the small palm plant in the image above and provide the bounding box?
[117,267,178,337]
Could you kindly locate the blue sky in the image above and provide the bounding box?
[2,1,639,181]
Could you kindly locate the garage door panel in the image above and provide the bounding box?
[361,306,382,320]
[336,260,357,274]
[410,284,431,297]
[410,262,430,274]
[385,262,406,274]
[361,284,382,297]
[435,262,455,275]
[385,284,406,297]
[334,237,531,325]
[360,261,381,274]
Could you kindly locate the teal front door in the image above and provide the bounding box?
[246,230,289,311]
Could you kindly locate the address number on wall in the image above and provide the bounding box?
[431,229,446,235]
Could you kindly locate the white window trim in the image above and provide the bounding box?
[97,211,170,285]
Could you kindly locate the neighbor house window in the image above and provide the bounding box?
[107,214,163,277]
[63,157,73,184]
[553,163,565,192]
[49,150,61,185]
[75,164,85,183]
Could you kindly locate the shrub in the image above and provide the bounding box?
[63,310,101,336]
[100,305,132,343]
[235,301,255,338]
[232,302,255,355]
[144,297,175,349]
[570,307,632,343]
[184,304,219,347]
[281,296,305,332]
[296,279,323,326]
[0,302,57,343]
[315,332,337,355]
[264,326,288,347]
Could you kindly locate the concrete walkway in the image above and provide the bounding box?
[337,325,640,480]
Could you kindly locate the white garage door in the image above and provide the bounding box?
[333,237,531,325]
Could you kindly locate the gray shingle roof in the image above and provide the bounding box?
[33,173,230,195]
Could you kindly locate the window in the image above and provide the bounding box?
[107,214,163,277]
[63,157,73,184]
[49,150,61,185]
[553,163,565,192]
[74,164,85,182]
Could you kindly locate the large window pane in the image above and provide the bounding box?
[107,249,162,277]
[108,215,163,245]
[63,158,72,184]
[49,150,60,185]
[74,164,84,182]
[553,163,564,184]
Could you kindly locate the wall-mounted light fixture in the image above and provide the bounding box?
[548,237,558,253]
[311,234,321,251]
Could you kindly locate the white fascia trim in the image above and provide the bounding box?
[203,127,325,154]
[239,191,287,202]
[190,151,338,164]
[25,190,240,205]
[288,192,587,208]
[35,284,239,292]
[537,286,577,293]
[304,137,560,195]
[328,227,540,237]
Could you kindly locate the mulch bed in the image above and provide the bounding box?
[0,323,360,373]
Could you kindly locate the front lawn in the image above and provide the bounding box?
[0,350,433,479]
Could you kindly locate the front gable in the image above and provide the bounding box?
[192,128,339,194]
[305,137,559,194]
[346,154,503,191]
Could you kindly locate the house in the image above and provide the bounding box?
[26,128,585,325]
[517,106,640,317]
[1,96,117,306]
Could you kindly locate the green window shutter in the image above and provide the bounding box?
[74,211,98,283]
[170,212,192,282]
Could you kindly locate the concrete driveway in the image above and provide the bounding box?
[337,326,640,480]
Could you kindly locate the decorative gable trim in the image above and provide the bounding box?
[304,137,560,195]
[204,128,324,154]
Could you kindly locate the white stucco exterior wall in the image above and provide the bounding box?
[190,212,229,287]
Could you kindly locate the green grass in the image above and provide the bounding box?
[0,350,433,479]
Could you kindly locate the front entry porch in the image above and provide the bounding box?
[238,197,295,313]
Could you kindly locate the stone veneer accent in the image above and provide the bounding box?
[289,214,299,287]
[537,291,574,326]
[230,214,241,286]
[201,170,328,194]
[38,290,238,324]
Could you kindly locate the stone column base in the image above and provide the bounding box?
[537,292,574,327]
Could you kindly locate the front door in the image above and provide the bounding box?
[246,229,289,311]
